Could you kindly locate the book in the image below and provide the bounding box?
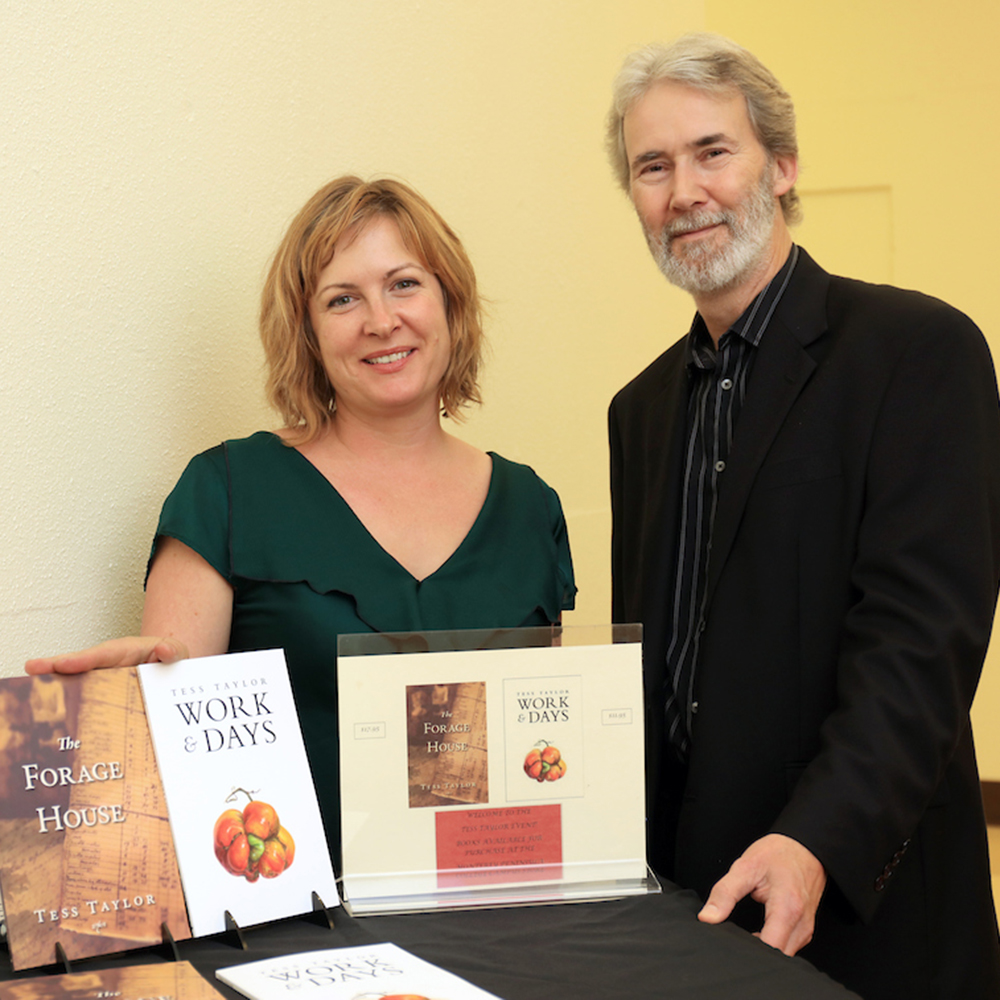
[217,943,503,1000]
[137,649,339,936]
[0,960,223,1000]
[0,669,191,970]
[406,681,489,808]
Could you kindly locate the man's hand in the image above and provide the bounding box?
[25,636,189,675]
[698,833,827,956]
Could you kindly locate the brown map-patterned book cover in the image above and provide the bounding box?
[0,669,191,970]
[406,681,488,808]
[0,961,222,1000]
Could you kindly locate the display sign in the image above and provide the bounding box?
[337,626,654,914]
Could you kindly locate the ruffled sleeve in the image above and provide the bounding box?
[542,472,577,615]
[148,444,231,581]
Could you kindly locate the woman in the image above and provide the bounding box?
[26,176,576,855]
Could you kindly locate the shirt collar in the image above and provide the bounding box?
[687,244,800,370]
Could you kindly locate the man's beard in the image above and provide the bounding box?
[644,167,778,295]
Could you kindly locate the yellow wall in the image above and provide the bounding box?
[706,0,1000,779]
[0,2,703,671]
[6,2,999,780]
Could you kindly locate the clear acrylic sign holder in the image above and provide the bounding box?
[336,624,659,916]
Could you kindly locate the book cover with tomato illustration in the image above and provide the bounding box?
[502,674,584,805]
[216,944,503,1000]
[138,649,338,936]
[0,669,191,970]
[0,961,224,1000]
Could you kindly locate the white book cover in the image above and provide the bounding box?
[138,649,338,936]
[217,943,503,1000]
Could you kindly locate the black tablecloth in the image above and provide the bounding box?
[1,885,860,999]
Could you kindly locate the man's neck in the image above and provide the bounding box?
[694,228,794,346]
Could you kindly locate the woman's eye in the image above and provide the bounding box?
[329,294,353,309]
[394,278,419,290]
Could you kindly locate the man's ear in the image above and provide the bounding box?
[772,154,798,197]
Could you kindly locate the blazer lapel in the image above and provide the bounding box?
[642,356,689,615]
[703,251,830,608]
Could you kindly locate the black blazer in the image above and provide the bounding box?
[610,249,1000,999]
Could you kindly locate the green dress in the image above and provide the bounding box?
[151,431,576,863]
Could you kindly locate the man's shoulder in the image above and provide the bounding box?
[828,272,971,325]
[773,251,987,373]
[791,250,982,344]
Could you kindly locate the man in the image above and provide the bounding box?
[607,33,1000,999]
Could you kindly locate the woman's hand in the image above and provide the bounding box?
[27,537,233,677]
[25,636,189,675]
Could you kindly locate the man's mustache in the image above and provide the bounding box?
[663,211,730,241]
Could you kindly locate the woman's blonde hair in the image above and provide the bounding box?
[261,176,484,443]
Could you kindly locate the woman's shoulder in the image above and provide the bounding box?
[220,429,287,458]
[485,452,569,538]
[488,452,560,499]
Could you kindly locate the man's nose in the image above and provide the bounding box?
[670,162,707,214]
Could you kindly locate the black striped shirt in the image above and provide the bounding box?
[664,245,800,758]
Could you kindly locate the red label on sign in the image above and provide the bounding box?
[435,804,562,887]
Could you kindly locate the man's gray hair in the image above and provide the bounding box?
[606,33,801,225]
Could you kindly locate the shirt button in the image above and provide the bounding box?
[720,378,733,390]
[691,701,699,714]
[714,460,726,473]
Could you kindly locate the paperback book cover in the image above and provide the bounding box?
[138,649,339,936]
[0,961,222,1000]
[406,681,488,808]
[0,669,191,970]
[217,943,503,1000]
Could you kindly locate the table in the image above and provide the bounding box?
[1,884,860,999]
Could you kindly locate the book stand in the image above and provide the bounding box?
[217,890,335,951]
[49,920,182,973]
[306,890,335,930]
[222,910,247,950]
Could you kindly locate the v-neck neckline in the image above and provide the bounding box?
[280,435,498,585]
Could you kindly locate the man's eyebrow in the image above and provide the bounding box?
[630,149,666,172]
[692,132,732,148]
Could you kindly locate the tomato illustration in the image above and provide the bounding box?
[213,789,294,881]
[354,994,431,1000]
[523,741,566,783]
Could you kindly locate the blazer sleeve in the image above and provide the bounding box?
[770,302,1000,922]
